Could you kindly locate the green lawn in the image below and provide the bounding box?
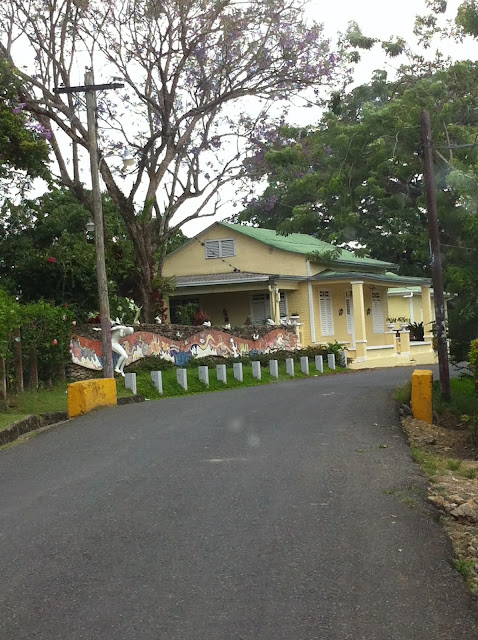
[0,360,342,431]
[433,376,478,417]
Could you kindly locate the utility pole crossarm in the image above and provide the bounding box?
[53,83,124,95]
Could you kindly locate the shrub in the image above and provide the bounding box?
[468,339,478,392]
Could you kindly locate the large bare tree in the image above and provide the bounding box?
[0,0,337,321]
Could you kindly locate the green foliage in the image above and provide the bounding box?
[0,288,20,358]
[0,188,137,318]
[468,339,478,391]
[20,301,74,378]
[0,58,50,190]
[456,1,478,37]
[174,302,199,325]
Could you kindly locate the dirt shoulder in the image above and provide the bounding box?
[402,412,478,592]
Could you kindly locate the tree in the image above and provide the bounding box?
[0,288,20,402]
[0,0,338,321]
[237,61,478,274]
[0,57,50,198]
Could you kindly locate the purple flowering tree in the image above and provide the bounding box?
[0,0,339,321]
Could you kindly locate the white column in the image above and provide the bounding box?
[351,281,367,362]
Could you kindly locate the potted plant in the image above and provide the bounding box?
[407,321,424,342]
[386,317,397,330]
[397,317,410,330]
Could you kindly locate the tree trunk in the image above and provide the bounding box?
[14,328,23,393]
[135,246,154,323]
[0,358,7,404]
[29,350,39,390]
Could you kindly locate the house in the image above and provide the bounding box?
[163,222,437,369]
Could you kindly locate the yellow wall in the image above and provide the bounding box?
[164,224,308,277]
[286,284,313,344]
[198,291,261,326]
[387,294,436,325]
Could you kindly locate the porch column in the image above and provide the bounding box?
[421,286,433,341]
[351,281,367,362]
[274,287,281,324]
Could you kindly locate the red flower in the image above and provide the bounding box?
[52,339,58,346]
[46,257,57,263]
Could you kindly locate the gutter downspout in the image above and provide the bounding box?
[307,260,316,343]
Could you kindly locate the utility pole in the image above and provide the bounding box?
[420,109,451,401]
[54,73,124,379]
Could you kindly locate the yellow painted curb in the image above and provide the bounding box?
[67,379,117,419]
[411,369,433,425]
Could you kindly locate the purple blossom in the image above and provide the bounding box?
[12,103,26,115]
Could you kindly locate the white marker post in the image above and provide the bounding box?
[151,371,163,394]
[125,372,137,395]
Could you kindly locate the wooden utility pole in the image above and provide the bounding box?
[420,110,451,401]
[54,74,124,379]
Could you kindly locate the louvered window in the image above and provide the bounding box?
[205,238,236,259]
[345,290,353,335]
[372,291,385,333]
[319,290,335,336]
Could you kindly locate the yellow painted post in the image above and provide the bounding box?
[411,369,433,424]
[68,378,117,418]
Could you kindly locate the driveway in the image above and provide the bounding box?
[1,367,477,639]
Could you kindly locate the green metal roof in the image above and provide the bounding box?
[219,222,397,271]
[311,270,431,286]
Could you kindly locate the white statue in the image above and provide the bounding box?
[111,322,134,376]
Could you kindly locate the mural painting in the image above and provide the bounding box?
[70,328,300,370]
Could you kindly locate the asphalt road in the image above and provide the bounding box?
[1,367,478,639]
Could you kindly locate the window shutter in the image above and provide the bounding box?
[319,290,334,336]
[372,291,384,333]
[220,239,235,257]
[345,291,353,335]
[279,292,287,317]
[204,238,236,259]
[205,240,220,259]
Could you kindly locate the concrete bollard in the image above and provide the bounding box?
[125,372,137,395]
[68,379,117,418]
[198,365,209,387]
[233,362,243,382]
[285,357,294,377]
[327,353,336,370]
[411,369,433,424]
[269,360,279,379]
[151,370,163,394]
[339,350,347,368]
[252,360,261,380]
[315,355,324,373]
[217,364,227,384]
[300,356,309,375]
[176,368,188,391]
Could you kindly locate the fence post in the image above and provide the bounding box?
[285,358,295,377]
[125,372,137,395]
[151,371,163,394]
[198,366,209,386]
[176,368,188,390]
[252,361,261,380]
[233,362,243,382]
[269,360,279,379]
[315,355,324,373]
[217,364,227,383]
[300,356,309,375]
